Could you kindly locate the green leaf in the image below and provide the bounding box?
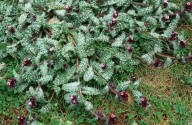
[78,58,89,74]
[164,57,172,69]
[83,66,94,81]
[133,79,141,89]
[40,104,52,113]
[141,52,154,65]
[62,82,80,92]
[82,87,100,95]
[64,121,73,125]
[31,121,44,125]
[116,81,130,92]
[18,13,28,24]
[0,42,7,51]
[83,100,93,111]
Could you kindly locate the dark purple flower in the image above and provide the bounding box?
[180,40,187,48]
[169,32,178,41]
[154,59,161,67]
[140,97,148,108]
[28,97,37,108]
[128,35,135,43]
[161,15,169,22]
[7,78,16,88]
[70,95,79,104]
[101,64,107,69]
[163,0,168,8]
[32,15,36,21]
[127,46,133,53]
[8,26,15,33]
[23,58,32,66]
[113,10,118,18]
[63,64,68,69]
[112,18,117,25]
[18,116,27,125]
[65,5,73,12]
[185,2,192,13]
[118,90,129,101]
[108,114,117,125]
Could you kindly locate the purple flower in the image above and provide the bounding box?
[28,97,37,108]
[65,5,73,12]
[112,18,117,25]
[180,40,187,48]
[70,95,79,104]
[101,64,107,69]
[185,2,192,13]
[32,15,36,21]
[63,64,68,69]
[118,90,128,101]
[154,59,161,67]
[8,26,15,33]
[18,116,27,125]
[108,114,117,125]
[127,46,133,53]
[7,78,16,88]
[169,32,178,41]
[161,15,169,22]
[128,35,135,43]
[163,0,168,8]
[113,10,118,18]
[23,58,32,66]
[140,97,148,108]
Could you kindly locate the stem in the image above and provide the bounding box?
[156,53,192,60]
[29,114,41,123]
[90,110,107,121]
[32,4,54,16]
[131,2,149,7]
[92,69,118,96]
[43,29,52,37]
[68,35,77,46]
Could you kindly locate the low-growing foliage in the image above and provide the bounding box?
[0,0,192,124]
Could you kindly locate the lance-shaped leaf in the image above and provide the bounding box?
[133,79,141,89]
[112,32,125,47]
[164,57,172,69]
[115,81,131,92]
[78,58,89,74]
[132,90,143,103]
[40,103,52,113]
[141,52,154,65]
[82,87,101,95]
[84,66,94,81]
[62,82,80,92]
[18,13,28,24]
[100,85,109,95]
[36,87,45,101]
[83,100,93,111]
